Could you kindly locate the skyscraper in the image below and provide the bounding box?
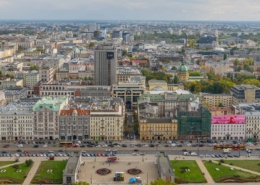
[94,44,117,86]
[89,23,96,32]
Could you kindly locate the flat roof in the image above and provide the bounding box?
[157,152,174,175]
[63,152,80,176]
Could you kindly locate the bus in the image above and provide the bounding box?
[59,141,72,147]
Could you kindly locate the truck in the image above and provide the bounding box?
[223,148,231,153]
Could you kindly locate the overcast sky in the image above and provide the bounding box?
[0,0,259,21]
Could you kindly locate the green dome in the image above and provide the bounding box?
[178,64,188,72]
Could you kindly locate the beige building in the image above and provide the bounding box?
[25,70,39,87]
[90,98,125,141]
[148,80,168,91]
[56,70,69,80]
[201,93,233,107]
[0,48,15,59]
[139,118,178,140]
[117,67,141,82]
[177,63,189,81]
[209,106,235,116]
[0,79,23,89]
[39,66,54,83]
[231,85,260,105]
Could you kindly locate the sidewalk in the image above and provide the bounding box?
[22,161,41,185]
[196,160,214,183]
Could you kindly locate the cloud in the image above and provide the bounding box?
[0,0,258,20]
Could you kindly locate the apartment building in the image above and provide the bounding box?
[201,93,233,107]
[245,111,260,140]
[139,118,178,141]
[117,67,141,82]
[90,98,125,141]
[39,66,54,83]
[0,98,40,141]
[25,70,39,87]
[33,96,68,140]
[59,105,90,140]
[0,79,23,89]
[2,87,27,103]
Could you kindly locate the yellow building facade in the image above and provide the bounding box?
[139,118,178,140]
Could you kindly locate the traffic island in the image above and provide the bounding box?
[171,160,206,184]
[0,162,33,184]
[204,161,260,183]
[31,161,67,184]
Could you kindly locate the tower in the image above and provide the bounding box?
[177,63,189,81]
[94,44,117,86]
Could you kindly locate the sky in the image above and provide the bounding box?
[0,0,260,21]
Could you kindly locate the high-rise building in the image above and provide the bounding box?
[94,44,117,86]
[88,23,96,32]
[112,31,122,39]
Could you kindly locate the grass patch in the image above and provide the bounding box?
[0,161,16,167]
[0,163,33,184]
[32,161,67,184]
[220,160,260,173]
[171,160,206,183]
[204,161,260,183]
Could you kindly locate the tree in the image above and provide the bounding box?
[234,59,239,66]
[122,50,128,56]
[171,66,177,70]
[173,75,179,84]
[218,103,224,107]
[30,65,39,71]
[74,182,89,185]
[25,159,33,167]
[124,125,131,136]
[150,178,177,185]
[89,42,95,48]
[223,53,227,60]
[257,67,260,72]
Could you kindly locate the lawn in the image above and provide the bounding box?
[32,161,67,184]
[0,161,16,167]
[0,163,33,184]
[220,160,260,173]
[171,160,206,183]
[204,161,260,183]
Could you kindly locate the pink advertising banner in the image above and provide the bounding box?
[211,115,245,124]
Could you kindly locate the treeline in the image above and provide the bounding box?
[141,69,173,83]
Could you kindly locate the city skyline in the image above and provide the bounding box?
[0,0,259,21]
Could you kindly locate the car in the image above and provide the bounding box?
[134,149,139,152]
[122,144,127,147]
[133,153,138,156]
[149,144,154,147]
[16,149,22,152]
[33,145,39,148]
[3,145,9,148]
[101,153,105,157]
[2,151,6,154]
[234,155,240,158]
[139,153,145,155]
[58,150,64,152]
[80,145,85,148]
[164,145,170,147]
[182,149,187,152]
[177,144,183,147]
[211,155,215,158]
[17,144,23,148]
[87,144,93,148]
[43,144,47,147]
[227,155,233,158]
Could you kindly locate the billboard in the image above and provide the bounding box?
[107,52,114,59]
[211,115,245,124]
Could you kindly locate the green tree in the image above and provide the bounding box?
[173,75,179,84]
[234,58,239,66]
[30,65,39,71]
[189,71,201,76]
[257,67,260,72]
[218,103,224,107]
[171,66,177,70]
[74,182,89,185]
[150,178,177,185]
[25,159,33,167]
[89,42,95,48]
[122,50,128,56]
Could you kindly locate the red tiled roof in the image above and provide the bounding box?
[60,107,90,116]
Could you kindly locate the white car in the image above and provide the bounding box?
[96,145,101,147]
[17,144,23,148]
[43,144,47,147]
[102,144,108,147]
[15,153,19,157]
[133,153,138,156]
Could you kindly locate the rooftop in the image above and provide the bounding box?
[63,152,80,176]
[32,96,67,112]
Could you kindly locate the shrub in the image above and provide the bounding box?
[25,159,33,167]
[234,175,240,178]
[218,162,221,165]
[230,163,233,165]
[209,160,212,163]
[258,163,260,166]
[220,159,225,163]
[13,164,19,170]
